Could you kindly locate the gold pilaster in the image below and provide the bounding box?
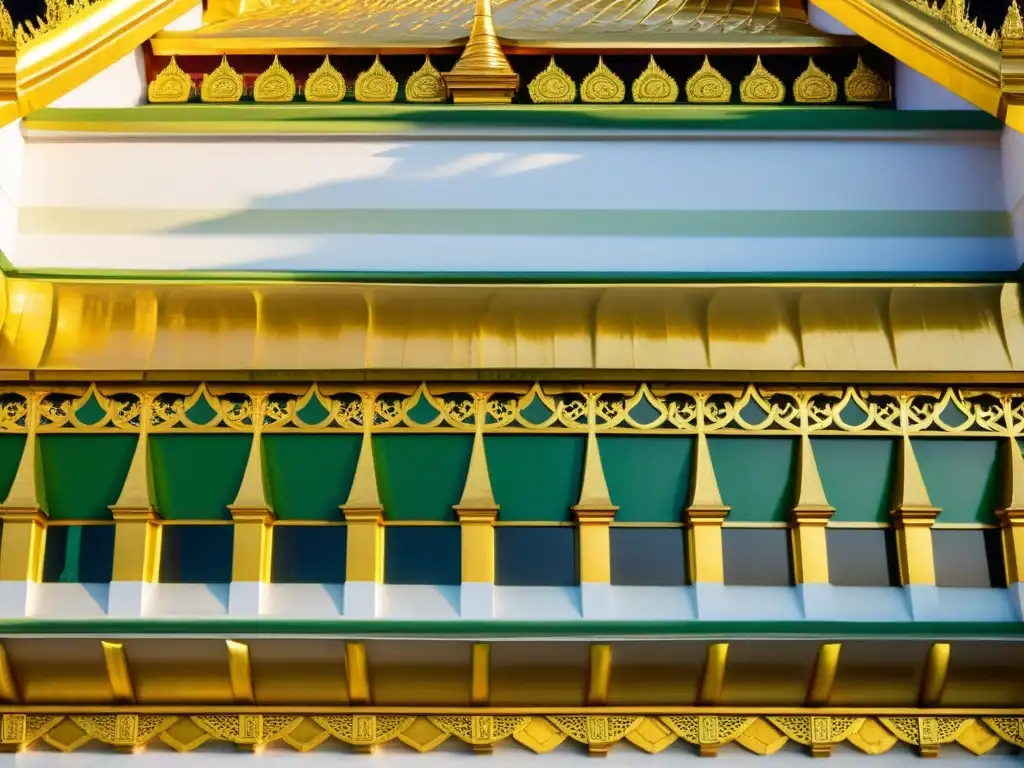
[345,642,372,705]
[110,396,161,584]
[471,643,490,705]
[698,643,729,705]
[442,0,519,103]
[997,436,1024,584]
[101,642,136,704]
[790,435,834,584]
[686,431,730,583]
[229,396,274,584]
[454,396,499,583]
[341,397,384,583]
[0,645,18,702]
[891,436,939,586]
[572,398,618,584]
[587,645,612,705]
[0,396,45,583]
[226,640,255,704]
[806,643,841,706]
[920,643,951,707]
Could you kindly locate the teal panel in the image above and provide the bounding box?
[264,434,361,521]
[599,436,692,523]
[707,437,797,523]
[913,438,1000,523]
[486,435,585,522]
[150,434,252,520]
[0,435,25,504]
[814,438,896,523]
[374,435,473,521]
[38,434,137,521]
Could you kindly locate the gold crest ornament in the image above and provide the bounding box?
[631,57,678,103]
[148,56,193,103]
[527,57,576,103]
[685,57,731,103]
[793,58,837,103]
[304,57,345,102]
[1004,0,1024,39]
[200,56,244,103]
[0,1,14,42]
[405,56,446,103]
[253,55,296,102]
[354,55,398,102]
[739,56,784,104]
[581,57,624,103]
[844,57,891,102]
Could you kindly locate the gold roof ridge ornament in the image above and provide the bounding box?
[442,0,519,104]
[581,57,624,103]
[304,56,345,102]
[1004,0,1023,40]
[909,0,1000,50]
[632,56,678,103]
[793,57,837,103]
[354,55,398,102]
[148,56,193,103]
[0,0,13,43]
[527,57,576,103]
[739,56,784,104]
[685,56,731,103]
[253,55,295,102]
[844,56,891,102]
[200,56,244,103]
[405,56,446,103]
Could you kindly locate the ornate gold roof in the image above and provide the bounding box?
[152,0,841,52]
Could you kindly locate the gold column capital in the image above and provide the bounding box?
[573,507,618,525]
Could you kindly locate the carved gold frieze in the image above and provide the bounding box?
[908,0,1000,51]
[793,58,837,103]
[304,56,345,102]
[0,714,1016,755]
[253,55,295,102]
[740,56,785,103]
[354,55,398,102]
[844,56,891,101]
[405,56,445,102]
[685,57,732,102]
[631,56,678,103]
[147,56,193,103]
[527,57,576,103]
[200,56,244,102]
[580,57,624,103]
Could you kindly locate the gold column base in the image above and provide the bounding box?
[573,506,617,584]
[790,506,834,585]
[0,508,47,583]
[110,507,161,584]
[455,507,498,584]
[342,506,384,583]
[441,72,520,104]
[686,507,729,584]
[892,506,939,586]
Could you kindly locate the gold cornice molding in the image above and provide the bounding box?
[0,276,1021,377]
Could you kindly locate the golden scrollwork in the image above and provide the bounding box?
[429,715,529,746]
[304,56,345,102]
[844,56,891,102]
[405,56,446,102]
[739,56,784,103]
[314,714,415,747]
[253,55,295,102]
[147,56,193,103]
[354,55,398,102]
[200,56,244,103]
[769,716,864,756]
[527,57,576,103]
[5,383,1024,439]
[685,56,731,103]
[631,56,678,103]
[1004,0,1024,40]
[879,716,972,757]
[793,58,837,103]
[908,0,1000,50]
[0,1,12,42]
[580,57,624,103]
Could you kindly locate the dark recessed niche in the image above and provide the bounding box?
[42,525,115,584]
[496,527,577,587]
[932,529,1006,588]
[722,528,793,587]
[272,525,347,584]
[384,526,461,586]
[827,528,901,587]
[160,525,234,584]
[610,528,687,586]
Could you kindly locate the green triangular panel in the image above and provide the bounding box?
[813,438,896,523]
[264,434,361,521]
[707,437,797,523]
[374,434,473,521]
[485,435,585,522]
[38,434,137,520]
[185,395,219,425]
[599,436,693,522]
[0,434,26,503]
[150,434,251,520]
[914,438,1000,523]
[74,393,107,426]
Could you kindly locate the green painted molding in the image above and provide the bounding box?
[21,105,1004,135]
[0,618,1020,638]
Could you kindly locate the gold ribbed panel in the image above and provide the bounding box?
[2,278,1022,375]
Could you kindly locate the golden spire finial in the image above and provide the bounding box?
[0,0,13,43]
[1005,0,1024,40]
[442,0,519,103]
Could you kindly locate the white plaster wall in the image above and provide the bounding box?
[895,63,978,110]
[0,119,23,260]
[50,49,147,108]
[806,2,855,35]
[1002,125,1024,263]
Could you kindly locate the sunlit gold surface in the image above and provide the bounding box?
[1,279,1023,379]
